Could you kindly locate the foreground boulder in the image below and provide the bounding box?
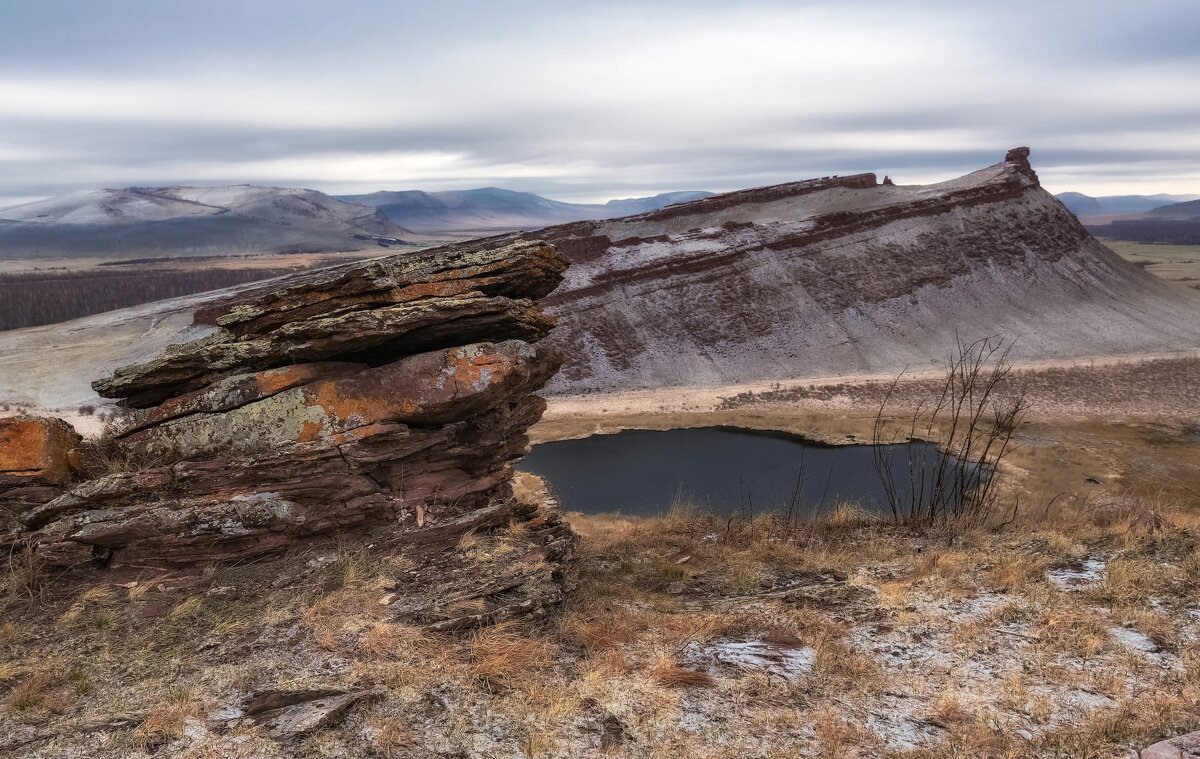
[1140,732,1200,758]
[1,240,572,612]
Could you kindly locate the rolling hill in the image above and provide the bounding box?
[0,186,414,259]
[1083,197,1200,245]
[339,187,713,233]
[1055,191,1199,217]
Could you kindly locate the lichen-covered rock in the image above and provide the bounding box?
[2,238,573,626]
[94,238,565,408]
[116,341,557,463]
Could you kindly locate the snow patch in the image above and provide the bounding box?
[1109,626,1157,652]
[683,639,815,680]
[1048,558,1106,590]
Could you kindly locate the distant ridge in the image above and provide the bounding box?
[339,187,714,233]
[1084,197,1200,245]
[0,186,413,259]
[1055,190,1199,216]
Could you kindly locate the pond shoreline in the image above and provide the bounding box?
[518,425,978,518]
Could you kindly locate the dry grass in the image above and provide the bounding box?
[468,621,560,691]
[3,465,1200,757]
[648,656,716,689]
[6,671,65,712]
[130,687,204,750]
[365,714,415,758]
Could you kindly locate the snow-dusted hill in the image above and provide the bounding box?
[0,186,413,258]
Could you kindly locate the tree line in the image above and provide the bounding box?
[0,267,293,331]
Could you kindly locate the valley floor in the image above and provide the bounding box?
[1103,241,1200,290]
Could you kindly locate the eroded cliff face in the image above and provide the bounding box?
[0,239,574,628]
[527,148,1200,392]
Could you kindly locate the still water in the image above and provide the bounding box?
[518,426,969,517]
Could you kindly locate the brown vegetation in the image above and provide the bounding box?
[2,485,1200,756]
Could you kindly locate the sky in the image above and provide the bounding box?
[2,0,1199,207]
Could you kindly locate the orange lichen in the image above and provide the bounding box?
[388,280,477,303]
[256,364,334,396]
[307,380,415,427]
[297,419,325,443]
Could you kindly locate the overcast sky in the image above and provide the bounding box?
[2,0,1198,207]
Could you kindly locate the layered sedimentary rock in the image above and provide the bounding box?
[1,240,572,602]
[525,148,1200,392]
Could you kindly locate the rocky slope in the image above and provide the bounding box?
[0,186,414,258]
[525,148,1200,393]
[0,238,574,626]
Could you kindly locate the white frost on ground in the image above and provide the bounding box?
[683,639,815,680]
[1109,626,1158,652]
[1048,558,1107,590]
[865,709,943,751]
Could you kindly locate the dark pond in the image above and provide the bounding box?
[517,426,978,517]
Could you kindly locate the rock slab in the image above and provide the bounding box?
[1,238,572,620]
[1140,732,1200,758]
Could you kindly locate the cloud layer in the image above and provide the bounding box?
[2,0,1198,205]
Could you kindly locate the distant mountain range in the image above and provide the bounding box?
[0,186,413,259]
[1057,192,1200,245]
[1055,191,1200,216]
[338,187,714,233]
[0,185,714,259]
[1142,199,1200,221]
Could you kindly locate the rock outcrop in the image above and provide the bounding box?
[1,238,572,610]
[519,148,1200,392]
[0,416,82,537]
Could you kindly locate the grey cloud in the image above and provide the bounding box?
[1,0,1199,201]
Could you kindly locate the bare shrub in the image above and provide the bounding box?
[872,336,1028,525]
[2,546,46,608]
